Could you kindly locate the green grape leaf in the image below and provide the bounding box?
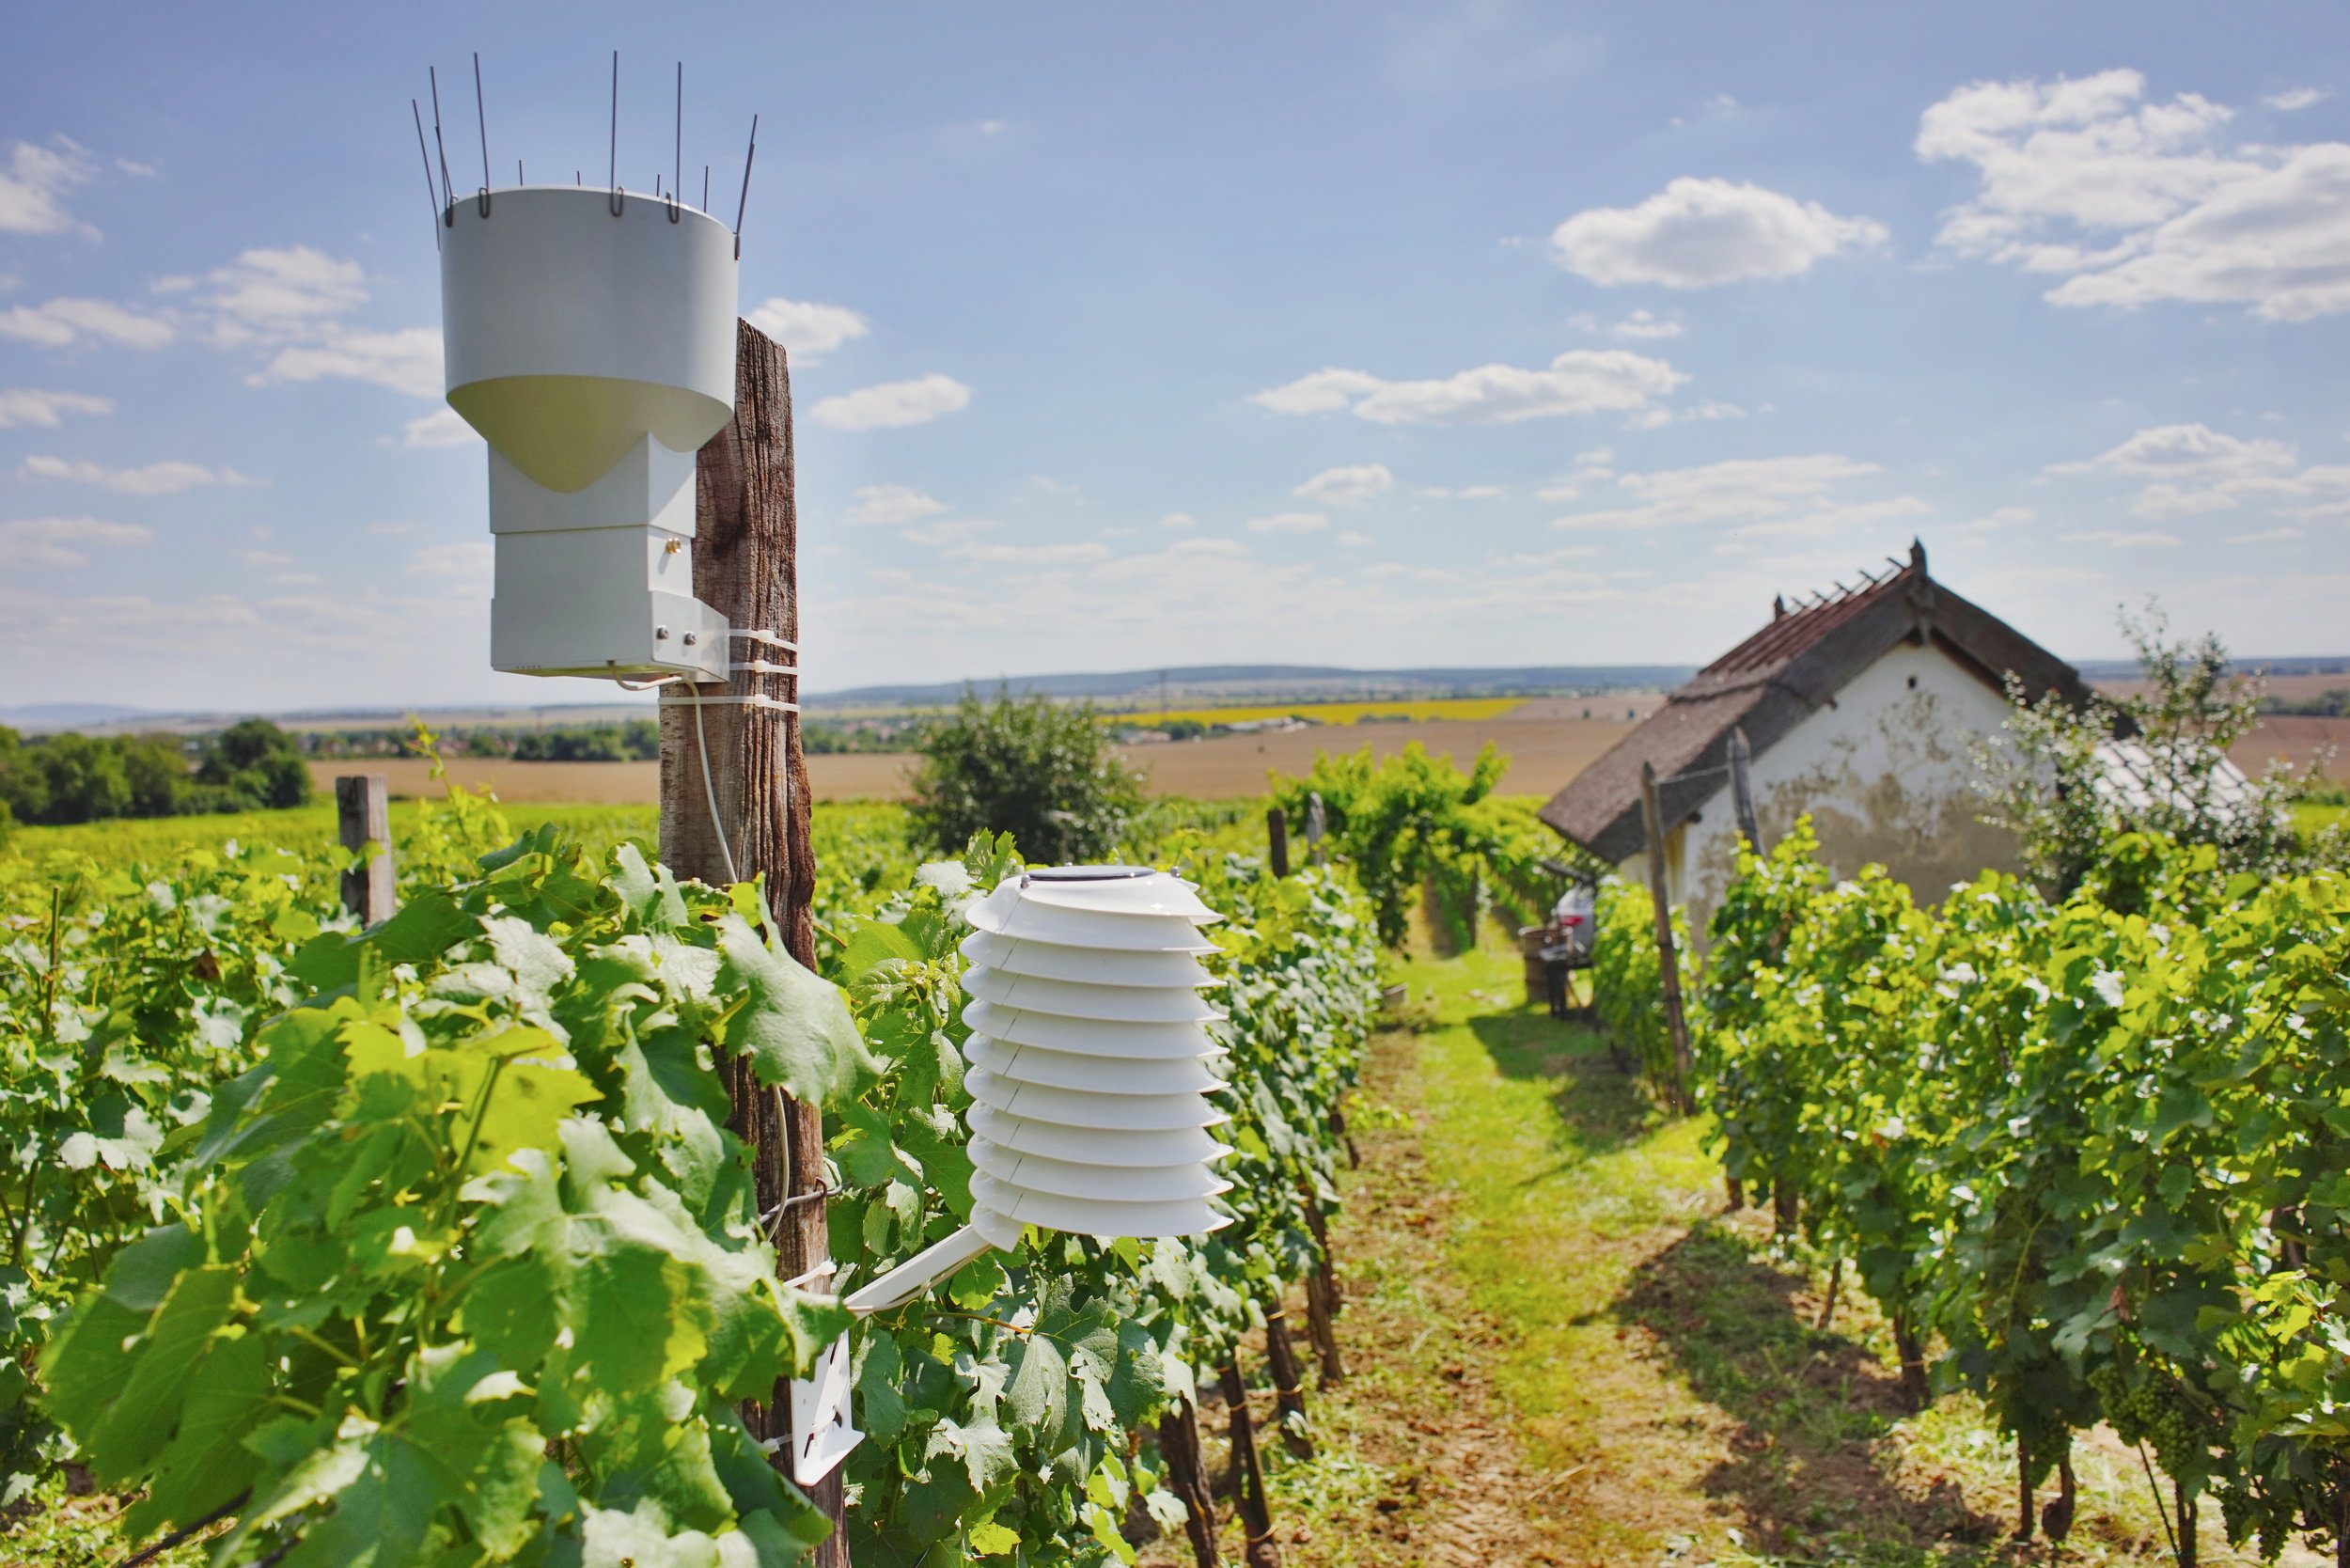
[715,917,881,1108]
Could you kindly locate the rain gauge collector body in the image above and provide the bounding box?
[439,185,737,682]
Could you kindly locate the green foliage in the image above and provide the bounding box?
[1270,742,1584,948]
[36,831,867,1564]
[1976,604,2330,891]
[508,718,662,762]
[905,689,1148,865]
[1590,877,1697,1095]
[1700,820,2350,1560]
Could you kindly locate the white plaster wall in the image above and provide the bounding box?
[1617,641,2025,947]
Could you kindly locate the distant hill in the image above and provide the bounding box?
[806,664,1699,711]
[1,703,160,732]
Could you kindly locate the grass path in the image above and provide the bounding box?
[1160,941,2298,1568]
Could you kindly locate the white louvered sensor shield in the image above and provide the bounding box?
[839,866,1233,1314]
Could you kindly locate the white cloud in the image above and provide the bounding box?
[238,549,294,569]
[0,139,98,236]
[1956,505,2035,532]
[901,518,998,549]
[200,248,368,344]
[18,455,266,495]
[945,541,1112,566]
[254,326,442,399]
[811,373,972,431]
[1609,309,1684,339]
[1246,511,1329,533]
[1420,483,1508,499]
[1919,69,2350,321]
[2068,528,2183,548]
[1550,177,1887,288]
[1294,463,1394,506]
[0,297,174,348]
[0,388,112,428]
[1252,349,1684,425]
[744,297,870,365]
[1551,453,1914,537]
[2227,525,2302,542]
[1626,398,1749,431]
[401,408,477,448]
[0,515,150,568]
[407,541,494,582]
[842,483,948,527]
[1158,512,1196,528]
[2266,88,2326,112]
[1336,530,1373,548]
[2052,421,2350,521]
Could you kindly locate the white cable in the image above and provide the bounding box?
[687,682,741,885]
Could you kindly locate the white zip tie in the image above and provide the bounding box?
[660,693,799,714]
[731,660,799,676]
[782,1260,838,1292]
[729,629,798,652]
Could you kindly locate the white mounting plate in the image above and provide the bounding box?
[789,1332,863,1485]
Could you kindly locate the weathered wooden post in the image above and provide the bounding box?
[334,774,395,925]
[1267,806,1290,877]
[1729,726,1763,853]
[1637,761,1693,1112]
[655,320,842,1561]
[1219,1362,1281,1567]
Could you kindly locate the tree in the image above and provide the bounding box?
[1975,604,2329,892]
[196,718,311,810]
[19,733,132,824]
[906,687,1146,864]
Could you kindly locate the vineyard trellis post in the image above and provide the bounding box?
[1637,760,1693,1112]
[1267,805,1290,876]
[655,320,845,1563]
[334,773,396,925]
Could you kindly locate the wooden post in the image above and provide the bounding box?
[1156,1403,1220,1568]
[1637,761,1693,1113]
[1262,1307,1313,1459]
[334,774,395,925]
[1729,726,1763,853]
[656,321,840,1560]
[1219,1362,1281,1567]
[1266,806,1290,877]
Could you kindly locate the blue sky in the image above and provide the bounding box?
[5,2,2348,710]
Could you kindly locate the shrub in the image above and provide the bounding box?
[905,687,1146,864]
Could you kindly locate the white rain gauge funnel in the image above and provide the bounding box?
[840,867,1234,1314]
[439,186,737,681]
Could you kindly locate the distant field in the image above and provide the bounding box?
[1111,697,1528,728]
[4,800,659,870]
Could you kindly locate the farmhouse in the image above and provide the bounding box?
[1538,541,2094,940]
